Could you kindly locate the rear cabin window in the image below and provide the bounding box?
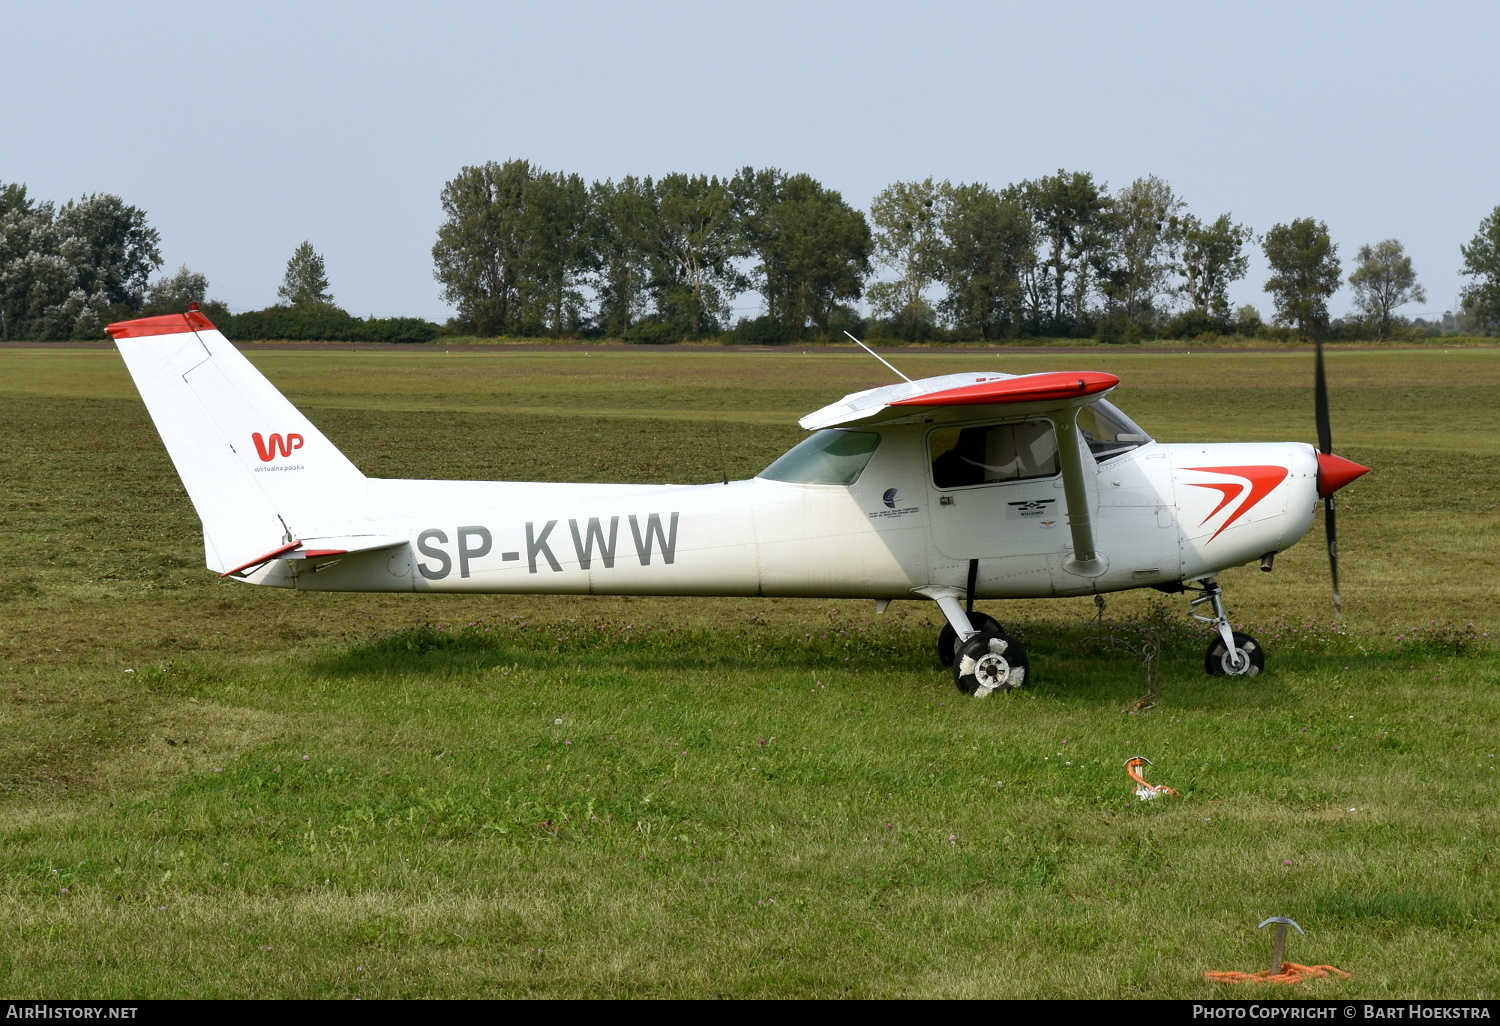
[930,421,1059,489]
[760,429,881,485]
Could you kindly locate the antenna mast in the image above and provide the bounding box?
[843,331,912,383]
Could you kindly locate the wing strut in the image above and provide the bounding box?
[1054,407,1107,577]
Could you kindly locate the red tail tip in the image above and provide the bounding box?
[1317,451,1370,497]
[105,308,217,339]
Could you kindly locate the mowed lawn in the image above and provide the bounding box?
[0,345,1497,998]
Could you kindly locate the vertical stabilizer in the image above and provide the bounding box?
[108,310,367,574]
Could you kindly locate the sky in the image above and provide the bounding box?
[5,0,1497,322]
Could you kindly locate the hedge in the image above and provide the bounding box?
[221,306,437,343]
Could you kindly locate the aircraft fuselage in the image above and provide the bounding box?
[260,435,1320,601]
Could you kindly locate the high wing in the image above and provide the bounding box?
[803,370,1122,578]
[799,371,1120,430]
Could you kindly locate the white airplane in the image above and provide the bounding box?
[106,305,1368,697]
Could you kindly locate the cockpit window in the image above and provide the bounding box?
[759,429,881,485]
[930,420,1059,489]
[1077,400,1151,462]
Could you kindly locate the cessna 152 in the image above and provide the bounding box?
[106,306,1368,698]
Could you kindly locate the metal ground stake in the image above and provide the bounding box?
[1258,916,1304,973]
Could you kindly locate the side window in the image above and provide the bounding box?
[930,421,1059,489]
[760,429,881,485]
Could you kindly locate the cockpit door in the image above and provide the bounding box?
[925,419,1078,560]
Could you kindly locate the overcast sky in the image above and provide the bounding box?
[6,1,1497,322]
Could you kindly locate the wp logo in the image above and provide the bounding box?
[252,432,304,462]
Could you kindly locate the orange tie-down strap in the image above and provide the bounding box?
[1125,756,1177,796]
[1205,962,1352,985]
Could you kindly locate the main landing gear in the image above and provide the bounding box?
[1187,577,1264,677]
[936,611,1001,667]
[915,586,1030,697]
[916,575,1265,697]
[953,630,1029,697]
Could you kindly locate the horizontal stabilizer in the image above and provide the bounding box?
[222,535,408,578]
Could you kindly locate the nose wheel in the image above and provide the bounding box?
[1205,630,1264,677]
[1188,577,1266,677]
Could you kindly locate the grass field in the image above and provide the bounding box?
[1,345,1497,998]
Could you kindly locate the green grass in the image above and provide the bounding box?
[1,346,1497,998]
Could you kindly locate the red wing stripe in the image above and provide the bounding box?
[1183,466,1290,541]
[888,371,1119,408]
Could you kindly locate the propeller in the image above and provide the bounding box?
[1312,338,1371,618]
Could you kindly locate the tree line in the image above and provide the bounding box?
[432,160,1500,343]
[432,162,872,342]
[5,172,1500,342]
[0,183,161,340]
[0,185,432,342]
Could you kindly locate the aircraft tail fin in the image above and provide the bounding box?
[108,308,368,576]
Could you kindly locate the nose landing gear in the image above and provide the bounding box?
[1206,630,1265,676]
[1188,577,1264,677]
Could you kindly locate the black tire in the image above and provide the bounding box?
[1205,631,1265,677]
[953,630,1029,697]
[936,611,1002,667]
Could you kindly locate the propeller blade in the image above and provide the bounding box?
[1325,493,1342,617]
[1314,336,1333,456]
[1315,336,1341,617]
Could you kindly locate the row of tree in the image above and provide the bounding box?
[853,173,1263,341]
[151,243,436,343]
[432,162,874,340]
[432,160,1499,342]
[0,183,435,342]
[6,171,1500,342]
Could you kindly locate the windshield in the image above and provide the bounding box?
[759,429,881,485]
[1077,400,1151,462]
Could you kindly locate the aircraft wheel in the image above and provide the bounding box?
[936,611,1002,667]
[953,630,1029,697]
[1205,631,1265,677]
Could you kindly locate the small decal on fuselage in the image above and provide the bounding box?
[870,489,919,520]
[869,507,920,520]
[1006,498,1057,520]
[415,513,680,580]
